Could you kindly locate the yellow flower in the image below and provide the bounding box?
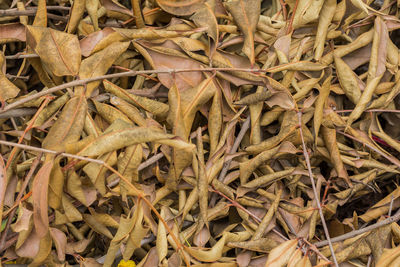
[117,260,136,267]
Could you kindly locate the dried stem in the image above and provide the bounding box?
[297,112,339,267]
[300,238,332,263]
[0,140,104,165]
[138,152,164,170]
[287,0,299,34]
[5,53,39,59]
[6,74,29,80]
[335,109,400,113]
[315,209,400,247]
[0,108,36,119]
[218,116,250,181]
[211,187,262,223]
[0,9,68,21]
[0,66,295,113]
[279,0,288,20]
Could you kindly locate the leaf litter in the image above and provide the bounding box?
[1,0,400,266]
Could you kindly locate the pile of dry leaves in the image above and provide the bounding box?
[1,0,400,266]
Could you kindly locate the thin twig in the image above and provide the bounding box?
[297,112,339,267]
[1,234,18,254]
[5,97,51,170]
[300,238,332,263]
[0,6,70,20]
[314,209,400,247]
[138,153,164,170]
[0,108,36,119]
[335,109,400,113]
[5,74,29,81]
[0,140,104,165]
[5,54,39,60]
[218,116,251,181]
[287,0,299,34]
[0,6,70,13]
[366,255,372,267]
[0,66,295,113]
[279,0,288,20]
[0,9,68,21]
[211,187,262,223]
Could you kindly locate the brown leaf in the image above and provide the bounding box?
[42,95,87,152]
[32,160,54,238]
[156,0,206,16]
[49,227,67,261]
[79,41,130,97]
[0,53,20,102]
[0,23,26,43]
[225,0,260,65]
[134,40,205,91]
[26,26,81,76]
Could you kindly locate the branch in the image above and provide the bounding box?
[0,108,36,119]
[6,74,29,80]
[297,112,339,267]
[0,68,267,113]
[0,9,68,21]
[0,140,104,165]
[0,6,70,21]
[335,109,400,113]
[287,0,299,34]
[5,53,39,59]
[314,209,400,247]
[218,116,250,181]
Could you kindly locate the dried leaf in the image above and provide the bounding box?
[32,160,54,238]
[0,53,20,102]
[156,0,206,16]
[26,26,81,76]
[264,239,298,267]
[225,0,260,65]
[79,41,130,97]
[42,95,87,152]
